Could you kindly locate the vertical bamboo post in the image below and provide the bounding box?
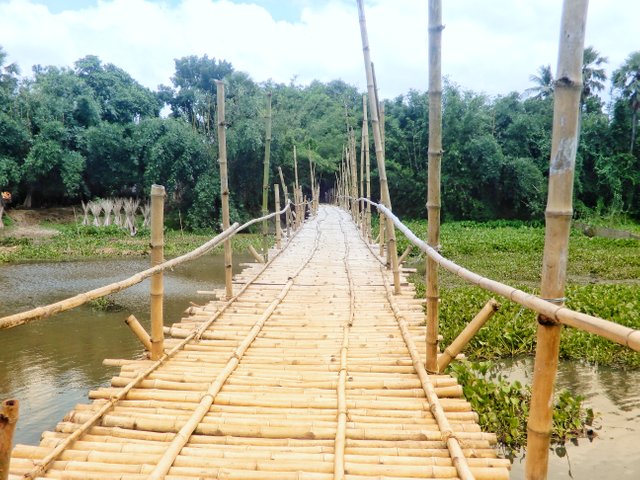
[277,167,291,238]
[350,130,359,221]
[0,399,18,480]
[525,2,588,479]
[356,0,400,293]
[426,0,444,373]
[359,124,365,232]
[293,146,299,196]
[216,80,233,299]
[261,93,272,261]
[363,95,372,241]
[274,183,281,249]
[150,184,165,361]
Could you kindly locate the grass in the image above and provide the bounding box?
[373,216,640,367]
[0,222,272,263]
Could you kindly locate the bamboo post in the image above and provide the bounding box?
[124,315,152,351]
[398,244,414,264]
[363,95,372,241]
[293,146,299,198]
[261,92,272,261]
[356,0,401,294]
[0,399,18,480]
[350,129,358,222]
[425,0,444,373]
[437,299,500,371]
[149,184,165,361]
[216,80,233,299]
[274,184,281,249]
[359,124,365,232]
[526,2,588,478]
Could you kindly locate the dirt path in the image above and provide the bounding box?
[1,207,76,238]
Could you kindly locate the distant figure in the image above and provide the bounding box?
[0,191,12,229]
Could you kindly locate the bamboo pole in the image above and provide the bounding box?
[293,146,299,195]
[363,95,372,241]
[150,184,165,361]
[350,129,359,222]
[438,300,499,371]
[359,125,365,233]
[261,92,273,261]
[0,399,18,480]
[398,245,414,265]
[526,2,588,478]
[274,184,281,249]
[247,245,265,263]
[216,80,233,299]
[425,0,444,373]
[356,0,400,294]
[124,315,152,352]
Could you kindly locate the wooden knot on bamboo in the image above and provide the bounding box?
[555,76,582,90]
[428,25,445,33]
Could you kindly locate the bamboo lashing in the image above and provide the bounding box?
[438,299,500,371]
[1,400,19,480]
[150,184,165,361]
[526,2,589,478]
[356,0,401,294]
[148,215,323,479]
[426,0,444,374]
[16,204,303,480]
[361,198,640,352]
[0,204,290,330]
[216,80,233,299]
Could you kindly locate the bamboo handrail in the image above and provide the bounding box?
[361,198,640,352]
[0,203,292,331]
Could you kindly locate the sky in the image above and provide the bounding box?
[0,0,638,100]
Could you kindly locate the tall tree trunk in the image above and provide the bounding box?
[23,186,33,209]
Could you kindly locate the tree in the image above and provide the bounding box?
[581,46,608,109]
[526,65,554,100]
[612,51,640,153]
[0,46,20,109]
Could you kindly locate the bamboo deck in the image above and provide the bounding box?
[8,206,510,480]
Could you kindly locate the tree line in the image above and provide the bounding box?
[0,45,638,228]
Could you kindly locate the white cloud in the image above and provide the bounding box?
[0,0,638,99]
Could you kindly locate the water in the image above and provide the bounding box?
[500,356,640,479]
[0,254,250,446]
[1,259,640,479]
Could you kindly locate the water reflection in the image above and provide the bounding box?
[498,356,640,479]
[0,254,248,446]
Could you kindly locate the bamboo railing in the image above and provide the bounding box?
[0,202,294,331]
[360,198,640,352]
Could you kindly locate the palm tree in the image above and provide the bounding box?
[612,51,640,153]
[526,65,554,100]
[581,46,608,108]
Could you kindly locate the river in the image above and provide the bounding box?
[1,256,639,478]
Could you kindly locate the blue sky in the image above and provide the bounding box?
[0,0,638,101]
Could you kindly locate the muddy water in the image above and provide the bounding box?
[0,254,251,446]
[500,356,640,479]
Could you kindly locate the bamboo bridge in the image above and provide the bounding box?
[3,206,510,479]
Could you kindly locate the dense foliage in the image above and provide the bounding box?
[1,45,639,227]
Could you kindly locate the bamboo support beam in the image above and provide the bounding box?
[124,315,152,352]
[1,400,19,480]
[274,184,281,249]
[438,300,500,371]
[216,80,233,299]
[363,95,372,241]
[261,92,273,261]
[526,2,589,479]
[426,0,444,374]
[248,245,265,264]
[356,0,400,294]
[149,184,165,361]
[398,244,414,265]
